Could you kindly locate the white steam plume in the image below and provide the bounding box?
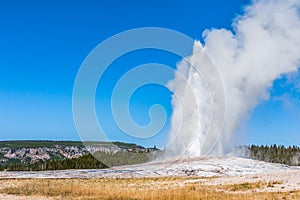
[165,0,300,157]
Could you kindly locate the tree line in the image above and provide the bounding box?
[249,144,300,166]
[0,154,108,171]
[0,150,151,171]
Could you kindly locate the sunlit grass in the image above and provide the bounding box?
[0,178,299,200]
[223,181,264,191]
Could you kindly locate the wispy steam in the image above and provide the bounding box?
[166,0,300,157]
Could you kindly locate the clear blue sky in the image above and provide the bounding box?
[0,0,299,147]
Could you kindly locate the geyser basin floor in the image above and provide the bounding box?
[0,157,299,177]
[0,157,299,179]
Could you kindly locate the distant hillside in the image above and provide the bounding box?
[0,140,158,171]
[0,140,146,149]
[0,140,83,149]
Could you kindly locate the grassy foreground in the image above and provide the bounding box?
[0,177,299,200]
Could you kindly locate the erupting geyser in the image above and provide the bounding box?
[165,0,300,158]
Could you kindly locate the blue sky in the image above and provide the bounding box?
[0,0,299,147]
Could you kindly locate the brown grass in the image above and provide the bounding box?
[0,178,299,200]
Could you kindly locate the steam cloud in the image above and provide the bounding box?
[165,0,300,157]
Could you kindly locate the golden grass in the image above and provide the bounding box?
[267,180,284,188]
[223,181,264,191]
[0,177,299,200]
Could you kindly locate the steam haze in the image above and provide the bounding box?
[165,0,300,157]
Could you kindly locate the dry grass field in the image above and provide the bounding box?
[0,177,299,200]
